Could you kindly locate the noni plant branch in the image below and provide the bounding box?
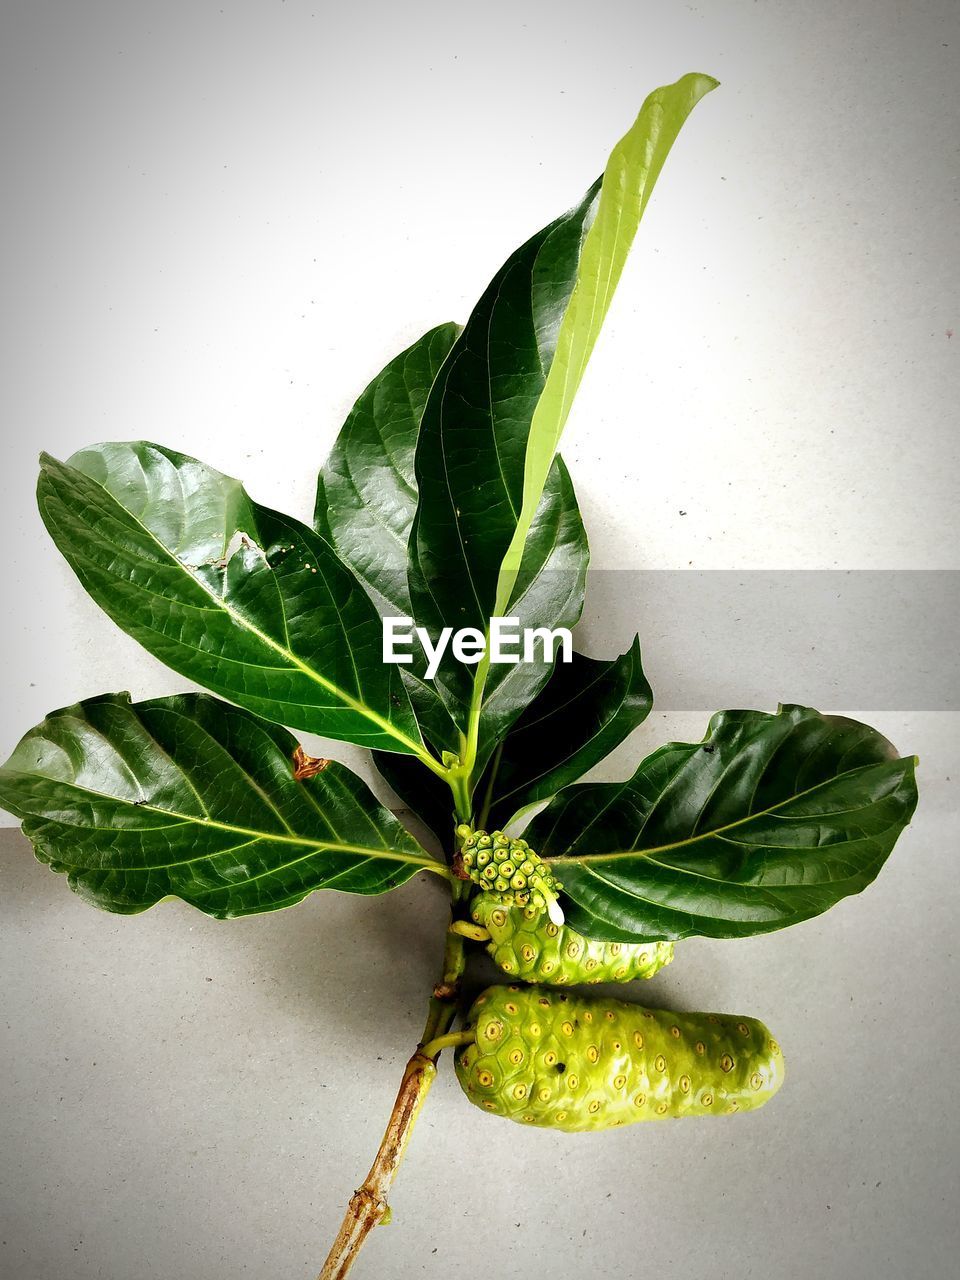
[0,73,918,1280]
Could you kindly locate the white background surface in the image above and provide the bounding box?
[1,0,957,777]
[1,2,957,1277]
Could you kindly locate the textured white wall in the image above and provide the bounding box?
[1,0,957,809]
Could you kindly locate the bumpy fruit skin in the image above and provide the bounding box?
[471,896,674,985]
[456,825,561,911]
[455,985,785,1132]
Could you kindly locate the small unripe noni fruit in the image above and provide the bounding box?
[455,985,785,1132]
[471,896,674,985]
[456,824,563,922]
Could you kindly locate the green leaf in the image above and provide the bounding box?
[494,72,719,614]
[424,454,590,751]
[313,321,467,753]
[407,74,717,647]
[372,748,455,846]
[37,443,433,760]
[408,180,600,647]
[480,637,652,829]
[0,693,446,918]
[314,322,459,615]
[528,705,918,942]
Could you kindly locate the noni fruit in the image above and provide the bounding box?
[470,896,675,985]
[455,985,784,1132]
[456,824,563,922]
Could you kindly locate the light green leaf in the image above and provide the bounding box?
[494,72,718,614]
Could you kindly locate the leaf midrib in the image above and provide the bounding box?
[23,774,442,872]
[546,758,909,868]
[45,458,426,758]
[575,833,895,927]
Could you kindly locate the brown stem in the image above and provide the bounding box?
[317,1050,437,1280]
[317,882,472,1280]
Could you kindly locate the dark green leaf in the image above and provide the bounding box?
[314,323,468,753]
[314,322,459,615]
[409,75,718,645]
[424,455,590,752]
[481,637,652,829]
[529,705,918,942]
[408,181,600,644]
[37,444,432,759]
[0,693,447,918]
[406,74,716,753]
[372,749,455,847]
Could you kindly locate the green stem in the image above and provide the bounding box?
[436,649,490,819]
[419,1030,475,1058]
[420,879,470,1045]
[448,920,489,942]
[446,767,473,825]
[425,861,458,881]
[410,740,454,782]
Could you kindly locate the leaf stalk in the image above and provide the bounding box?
[448,920,489,942]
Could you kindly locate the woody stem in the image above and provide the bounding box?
[316,882,471,1280]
